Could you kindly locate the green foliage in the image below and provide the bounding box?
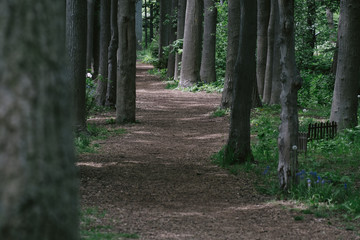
[215,2,228,82]
[211,107,229,118]
[179,81,224,93]
[81,208,139,240]
[75,124,127,154]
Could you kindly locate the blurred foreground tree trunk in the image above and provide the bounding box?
[0,1,79,239]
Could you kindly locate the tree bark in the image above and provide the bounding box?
[179,0,204,87]
[200,0,217,83]
[277,0,302,191]
[67,0,87,132]
[263,0,276,104]
[220,0,240,108]
[117,0,137,123]
[106,0,118,107]
[256,0,270,101]
[224,0,257,164]
[270,0,281,104]
[158,0,171,67]
[330,0,360,130]
[92,0,101,79]
[174,0,187,80]
[166,0,179,79]
[87,0,95,70]
[136,0,143,50]
[0,1,79,239]
[95,0,111,106]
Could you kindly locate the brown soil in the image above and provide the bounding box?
[79,63,359,239]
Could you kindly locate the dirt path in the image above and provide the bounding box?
[79,63,359,239]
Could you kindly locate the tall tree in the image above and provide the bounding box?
[330,0,360,130]
[106,0,118,107]
[117,0,137,123]
[277,0,302,191]
[86,0,95,70]
[256,0,270,100]
[95,0,111,106]
[67,0,87,132]
[200,0,217,83]
[136,0,143,50]
[220,0,240,109]
[224,0,257,164]
[158,0,171,67]
[166,0,179,79]
[0,1,79,239]
[179,0,204,87]
[174,0,187,80]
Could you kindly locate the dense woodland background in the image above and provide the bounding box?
[1,0,360,239]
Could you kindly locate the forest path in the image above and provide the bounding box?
[79,63,358,239]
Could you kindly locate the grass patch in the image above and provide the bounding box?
[81,208,139,240]
[211,107,229,118]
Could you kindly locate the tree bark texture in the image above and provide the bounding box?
[270,0,281,104]
[117,0,137,123]
[92,0,101,79]
[174,0,187,80]
[95,0,111,106]
[263,0,276,104]
[220,0,240,108]
[166,0,179,79]
[256,0,270,101]
[180,0,204,87]
[67,0,87,132]
[106,0,119,107]
[86,0,95,69]
[330,0,360,130]
[225,0,256,164]
[0,1,79,239]
[158,0,171,67]
[136,0,143,50]
[277,0,302,191]
[200,0,217,83]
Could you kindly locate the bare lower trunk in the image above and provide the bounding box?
[277,0,302,191]
[166,0,178,79]
[0,1,79,239]
[117,0,136,123]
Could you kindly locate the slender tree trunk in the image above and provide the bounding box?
[277,0,302,191]
[256,0,270,101]
[117,0,137,123]
[67,0,87,132]
[166,0,179,79]
[95,0,111,106]
[270,0,281,104]
[174,0,187,80]
[200,0,217,83]
[87,0,95,70]
[330,0,360,130]
[224,0,257,164]
[0,1,79,239]
[220,0,240,108]
[179,0,204,87]
[158,0,171,67]
[332,13,341,76]
[93,0,101,79]
[145,0,148,48]
[106,0,118,107]
[136,0,143,50]
[263,0,276,104]
[150,1,154,41]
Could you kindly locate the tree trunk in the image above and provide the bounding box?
[150,0,154,41]
[277,0,302,191]
[263,0,276,104]
[330,0,360,130]
[179,0,204,87]
[174,0,187,80]
[117,0,137,123]
[220,0,240,108]
[95,0,111,106]
[158,0,171,67]
[256,0,270,101]
[200,0,217,83]
[224,0,257,164]
[270,0,281,104]
[0,1,79,239]
[105,0,118,107]
[87,0,95,70]
[67,0,87,133]
[136,0,143,50]
[166,0,179,79]
[92,0,101,79]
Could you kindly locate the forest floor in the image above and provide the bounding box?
[78,63,359,239]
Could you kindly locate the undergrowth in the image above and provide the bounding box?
[212,104,360,226]
[81,207,139,240]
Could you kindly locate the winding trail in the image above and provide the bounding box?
[79,63,358,239]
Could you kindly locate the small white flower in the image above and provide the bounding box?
[292,145,298,151]
[86,72,92,78]
[303,109,308,112]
